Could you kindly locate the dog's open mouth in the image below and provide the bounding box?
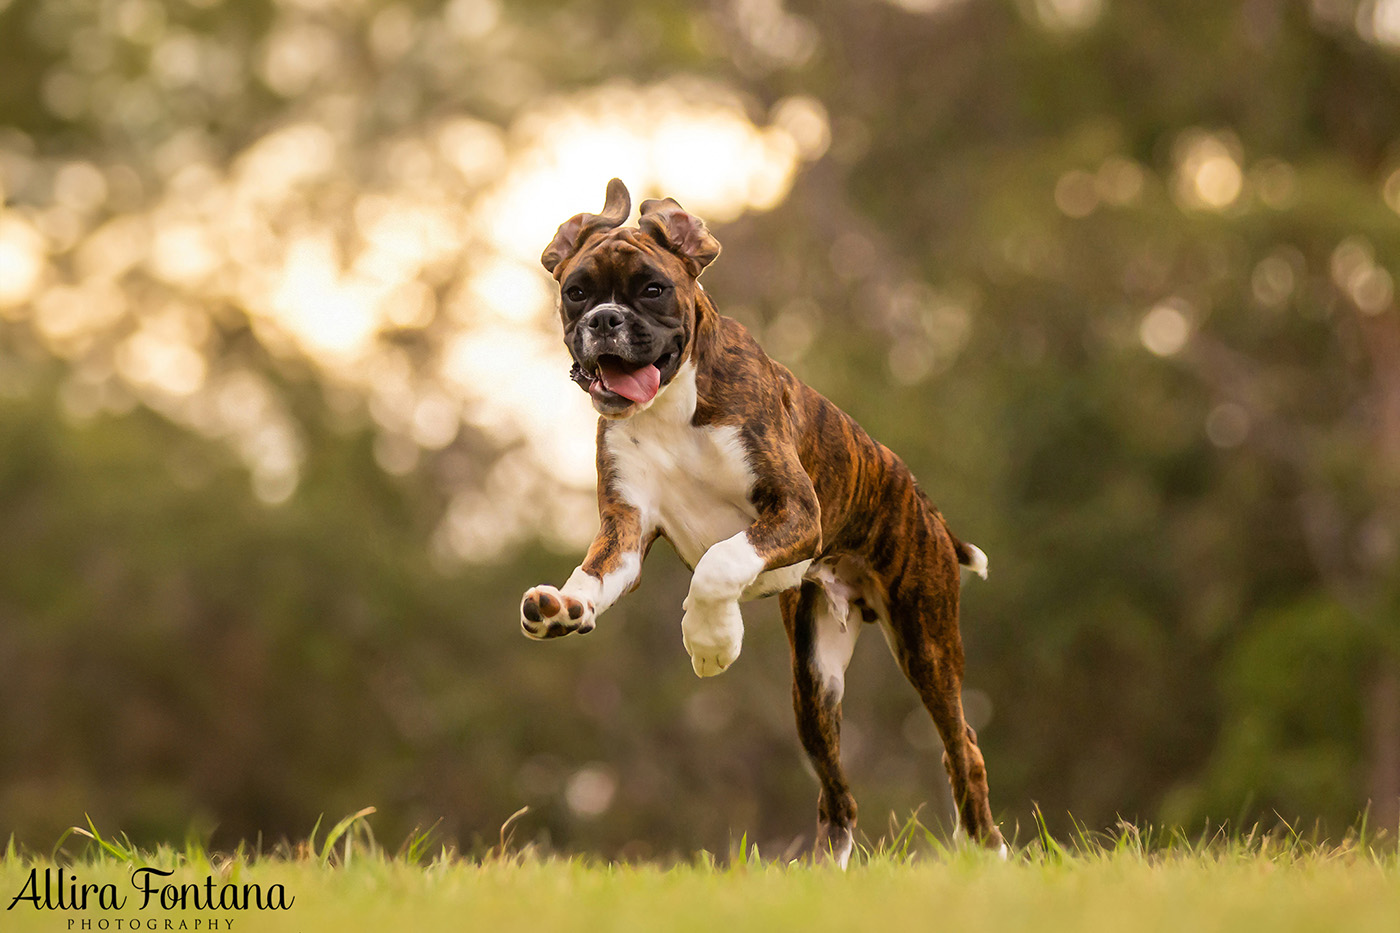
[575,351,675,405]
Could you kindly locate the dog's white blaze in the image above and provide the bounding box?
[562,552,641,614]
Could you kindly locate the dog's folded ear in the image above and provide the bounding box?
[639,197,721,277]
[541,178,632,277]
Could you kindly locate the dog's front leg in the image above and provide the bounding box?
[521,502,651,640]
[683,464,821,677]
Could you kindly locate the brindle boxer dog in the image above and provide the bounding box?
[520,178,1006,865]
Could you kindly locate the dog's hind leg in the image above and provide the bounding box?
[882,587,1005,855]
[782,580,861,869]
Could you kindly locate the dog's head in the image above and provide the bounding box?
[541,178,720,418]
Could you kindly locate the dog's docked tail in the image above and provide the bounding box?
[954,539,989,581]
[923,497,989,582]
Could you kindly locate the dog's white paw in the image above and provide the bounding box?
[681,598,743,677]
[521,585,596,640]
[816,827,855,870]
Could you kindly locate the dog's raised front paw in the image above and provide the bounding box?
[681,599,743,677]
[521,585,596,640]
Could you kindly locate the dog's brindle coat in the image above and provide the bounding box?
[520,179,1005,864]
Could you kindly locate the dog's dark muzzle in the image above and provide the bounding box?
[583,305,625,337]
[575,305,641,368]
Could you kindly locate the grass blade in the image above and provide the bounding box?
[318,807,377,867]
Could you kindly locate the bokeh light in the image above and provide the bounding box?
[1173,130,1244,212]
[1139,299,1193,357]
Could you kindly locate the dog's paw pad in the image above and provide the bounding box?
[521,586,595,639]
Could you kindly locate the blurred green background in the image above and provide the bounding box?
[1,0,1398,857]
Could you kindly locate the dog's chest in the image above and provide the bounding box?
[605,416,756,569]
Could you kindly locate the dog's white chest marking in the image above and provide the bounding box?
[605,363,806,598]
[607,364,754,567]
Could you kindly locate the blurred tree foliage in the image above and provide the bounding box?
[1,0,1399,853]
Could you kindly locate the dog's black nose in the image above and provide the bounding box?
[585,306,624,334]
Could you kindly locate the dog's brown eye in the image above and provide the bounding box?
[565,286,586,302]
[642,283,664,298]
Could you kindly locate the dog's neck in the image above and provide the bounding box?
[627,360,698,426]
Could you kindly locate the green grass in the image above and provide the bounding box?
[1,811,1397,932]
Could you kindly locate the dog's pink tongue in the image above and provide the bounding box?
[598,360,661,403]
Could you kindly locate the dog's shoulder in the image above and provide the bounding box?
[691,314,800,425]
